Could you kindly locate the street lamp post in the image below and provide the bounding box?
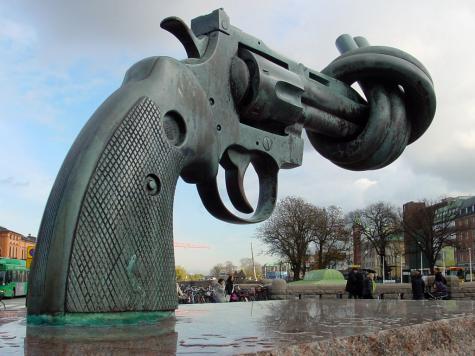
[469,247,473,282]
[442,249,446,275]
[400,254,403,284]
[420,250,423,272]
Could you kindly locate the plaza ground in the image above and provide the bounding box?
[2,296,25,311]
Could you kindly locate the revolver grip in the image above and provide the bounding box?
[28,57,216,315]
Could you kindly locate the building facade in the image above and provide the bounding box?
[403,197,474,273]
[403,201,428,270]
[360,235,405,280]
[455,197,475,271]
[0,226,36,260]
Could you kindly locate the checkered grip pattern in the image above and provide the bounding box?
[66,97,184,312]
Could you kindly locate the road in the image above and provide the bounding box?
[2,296,26,311]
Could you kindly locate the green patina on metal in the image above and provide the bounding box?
[27,311,174,326]
[27,7,436,321]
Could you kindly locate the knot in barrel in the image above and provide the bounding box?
[306,35,436,171]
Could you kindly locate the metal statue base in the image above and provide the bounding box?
[26,310,174,326]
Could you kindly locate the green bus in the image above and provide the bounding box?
[0,258,29,297]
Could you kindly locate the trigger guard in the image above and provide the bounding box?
[197,157,279,224]
[222,148,254,214]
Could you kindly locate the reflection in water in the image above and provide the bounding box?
[25,317,177,355]
[260,299,475,341]
[6,299,475,355]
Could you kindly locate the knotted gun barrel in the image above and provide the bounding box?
[27,8,435,320]
[229,35,435,171]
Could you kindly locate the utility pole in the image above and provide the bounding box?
[469,247,473,282]
[442,249,446,275]
[400,254,403,284]
[420,250,423,272]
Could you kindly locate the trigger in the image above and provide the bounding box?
[222,149,254,214]
[160,17,208,58]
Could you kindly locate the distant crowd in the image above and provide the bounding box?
[345,267,449,300]
[177,275,266,304]
[410,268,448,300]
[345,268,376,299]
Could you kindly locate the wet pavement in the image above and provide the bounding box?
[1,299,475,355]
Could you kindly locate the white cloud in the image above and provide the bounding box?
[0,18,36,46]
[0,176,29,187]
[353,178,378,191]
[455,130,475,150]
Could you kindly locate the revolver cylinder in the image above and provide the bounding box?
[231,48,364,139]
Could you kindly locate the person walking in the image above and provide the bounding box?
[212,278,226,303]
[434,268,447,285]
[225,275,234,301]
[345,267,359,299]
[356,270,364,298]
[362,272,376,299]
[176,283,188,304]
[411,270,425,300]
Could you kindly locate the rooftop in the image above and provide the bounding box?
[0,226,37,242]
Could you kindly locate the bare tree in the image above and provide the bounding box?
[403,200,457,274]
[349,202,402,278]
[209,263,224,278]
[224,261,235,276]
[240,258,262,280]
[256,196,319,280]
[312,206,349,269]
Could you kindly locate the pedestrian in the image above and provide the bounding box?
[434,268,447,285]
[411,270,425,300]
[362,272,376,299]
[176,283,188,304]
[229,284,240,302]
[212,278,226,303]
[345,267,359,299]
[225,275,234,300]
[432,272,448,298]
[356,270,364,298]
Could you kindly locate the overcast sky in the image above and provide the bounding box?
[1,1,474,274]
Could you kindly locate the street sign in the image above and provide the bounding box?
[26,246,35,269]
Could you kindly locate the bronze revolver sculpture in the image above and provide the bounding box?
[27,9,435,320]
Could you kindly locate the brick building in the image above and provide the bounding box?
[403,197,473,272]
[0,226,36,259]
[455,197,475,270]
[403,201,427,270]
